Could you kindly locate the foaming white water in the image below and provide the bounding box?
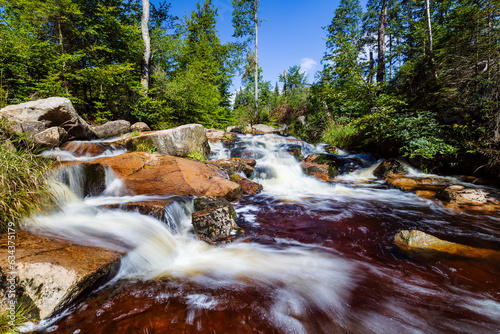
[208,141,230,160]
[25,181,355,333]
[154,241,354,334]
[335,163,381,182]
[54,164,87,198]
[103,167,126,196]
[164,199,194,235]
[235,134,421,203]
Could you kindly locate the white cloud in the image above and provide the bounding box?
[299,58,318,81]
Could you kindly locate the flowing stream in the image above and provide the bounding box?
[25,134,500,334]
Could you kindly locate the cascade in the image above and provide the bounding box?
[19,133,500,334]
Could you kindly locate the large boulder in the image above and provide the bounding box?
[252,124,278,135]
[394,230,500,261]
[191,197,244,245]
[93,120,131,139]
[118,124,210,159]
[0,97,94,140]
[226,125,242,133]
[91,152,242,201]
[0,232,122,319]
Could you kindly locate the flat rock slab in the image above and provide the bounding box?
[0,232,123,319]
[92,152,242,201]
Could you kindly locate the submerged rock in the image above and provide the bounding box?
[56,162,107,198]
[395,230,500,261]
[286,144,303,160]
[191,197,244,245]
[59,141,124,158]
[386,176,449,192]
[92,152,242,201]
[0,232,122,319]
[93,120,131,139]
[0,97,94,140]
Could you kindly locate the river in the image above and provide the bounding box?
[27,133,500,334]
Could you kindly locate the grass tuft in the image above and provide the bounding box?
[0,118,56,234]
[0,302,38,334]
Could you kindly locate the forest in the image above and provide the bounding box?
[0,0,499,176]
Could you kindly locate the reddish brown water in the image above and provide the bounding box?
[32,135,500,334]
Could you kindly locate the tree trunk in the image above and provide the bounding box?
[141,0,151,94]
[377,0,387,83]
[283,70,287,97]
[253,0,258,119]
[58,16,69,95]
[368,51,374,84]
[425,0,437,78]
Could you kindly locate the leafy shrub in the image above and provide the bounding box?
[321,121,362,148]
[352,109,457,159]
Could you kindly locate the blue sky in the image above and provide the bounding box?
[156,0,368,92]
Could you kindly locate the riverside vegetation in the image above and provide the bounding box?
[0,119,55,234]
[0,0,498,176]
[0,0,499,332]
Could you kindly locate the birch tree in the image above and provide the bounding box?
[141,0,150,93]
[231,0,260,119]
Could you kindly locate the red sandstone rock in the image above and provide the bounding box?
[0,232,122,319]
[92,152,242,201]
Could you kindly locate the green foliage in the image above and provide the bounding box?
[187,149,206,161]
[147,0,237,129]
[321,121,361,149]
[0,118,56,233]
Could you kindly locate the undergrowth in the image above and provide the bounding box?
[0,118,56,234]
